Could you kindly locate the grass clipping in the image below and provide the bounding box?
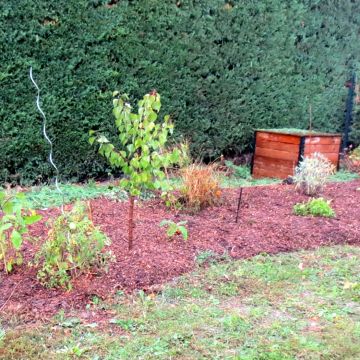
[180,164,221,211]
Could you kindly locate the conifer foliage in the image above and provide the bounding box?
[1,1,360,183]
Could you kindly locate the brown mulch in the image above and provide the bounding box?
[0,180,359,321]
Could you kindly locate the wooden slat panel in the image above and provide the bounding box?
[252,166,291,179]
[252,155,296,179]
[256,138,300,152]
[304,136,341,145]
[304,144,341,154]
[255,146,299,161]
[256,131,301,145]
[254,155,296,170]
[301,153,339,164]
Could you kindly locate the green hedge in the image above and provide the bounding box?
[1,0,360,184]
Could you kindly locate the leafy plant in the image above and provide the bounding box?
[343,146,360,173]
[293,198,335,218]
[293,153,335,196]
[180,163,221,211]
[195,250,219,266]
[160,220,188,241]
[224,161,251,179]
[35,201,113,289]
[90,91,186,250]
[0,190,41,273]
[349,146,360,161]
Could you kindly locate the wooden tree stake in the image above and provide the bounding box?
[235,188,243,223]
[128,196,135,250]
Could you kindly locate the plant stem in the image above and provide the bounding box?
[128,195,135,250]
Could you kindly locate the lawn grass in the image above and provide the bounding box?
[1,246,359,359]
[7,163,355,210]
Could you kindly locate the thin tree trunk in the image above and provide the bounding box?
[128,195,135,250]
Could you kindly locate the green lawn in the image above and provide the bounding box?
[1,246,359,359]
[19,169,359,210]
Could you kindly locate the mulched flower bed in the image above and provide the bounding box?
[1,180,359,320]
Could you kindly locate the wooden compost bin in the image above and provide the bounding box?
[251,129,342,179]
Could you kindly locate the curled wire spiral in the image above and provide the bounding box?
[29,67,64,213]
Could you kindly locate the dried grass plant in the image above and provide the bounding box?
[180,163,221,211]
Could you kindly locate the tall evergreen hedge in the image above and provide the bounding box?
[1,0,360,184]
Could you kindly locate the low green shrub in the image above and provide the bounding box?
[0,190,41,273]
[35,201,113,289]
[293,197,335,218]
[224,161,251,180]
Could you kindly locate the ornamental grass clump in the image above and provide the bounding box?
[180,164,221,211]
[35,201,113,289]
[293,153,335,196]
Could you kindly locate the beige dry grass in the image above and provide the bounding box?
[180,163,221,211]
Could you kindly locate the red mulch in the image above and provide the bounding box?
[1,180,359,321]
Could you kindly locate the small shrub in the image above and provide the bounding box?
[293,153,335,196]
[90,91,186,250]
[293,198,335,217]
[349,146,360,162]
[180,164,221,211]
[0,191,41,273]
[343,146,360,173]
[224,161,251,179]
[35,201,113,289]
[160,220,188,241]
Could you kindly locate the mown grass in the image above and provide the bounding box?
[8,164,356,210]
[1,246,359,359]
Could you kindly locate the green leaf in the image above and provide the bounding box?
[179,227,188,241]
[6,261,12,273]
[159,220,170,227]
[2,201,14,214]
[167,226,176,237]
[97,135,109,144]
[0,223,12,232]
[24,214,42,225]
[127,144,134,153]
[11,230,22,250]
[0,191,6,203]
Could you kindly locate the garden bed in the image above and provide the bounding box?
[1,180,359,320]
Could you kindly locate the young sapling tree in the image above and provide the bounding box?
[90,90,184,250]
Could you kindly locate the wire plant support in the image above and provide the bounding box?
[29,67,64,213]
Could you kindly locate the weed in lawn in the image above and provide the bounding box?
[110,318,137,331]
[1,246,360,359]
[195,250,219,265]
[293,197,335,217]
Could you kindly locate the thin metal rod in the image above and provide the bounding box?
[235,187,243,223]
[29,67,64,213]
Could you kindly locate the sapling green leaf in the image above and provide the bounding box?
[90,90,188,250]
